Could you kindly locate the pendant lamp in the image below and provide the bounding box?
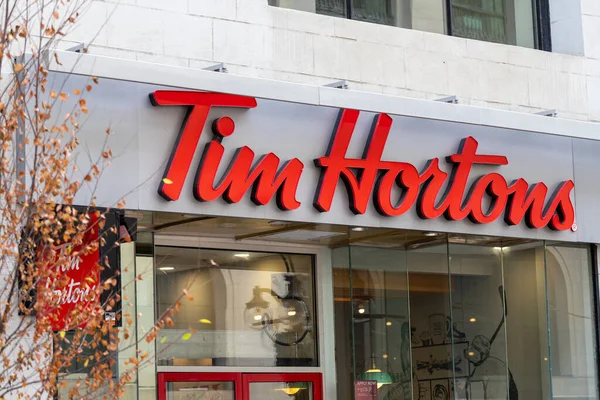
[279,382,309,396]
[359,355,393,389]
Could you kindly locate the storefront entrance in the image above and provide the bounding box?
[157,372,323,400]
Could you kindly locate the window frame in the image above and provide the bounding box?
[443,0,551,51]
[304,0,553,51]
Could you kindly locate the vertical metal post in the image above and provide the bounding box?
[590,245,600,397]
[535,0,552,51]
[445,0,454,36]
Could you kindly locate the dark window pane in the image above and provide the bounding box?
[451,0,536,48]
[351,0,394,26]
[317,0,347,18]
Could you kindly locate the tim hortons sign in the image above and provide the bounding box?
[150,91,576,231]
[38,213,100,331]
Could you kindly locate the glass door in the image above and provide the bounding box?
[158,372,322,400]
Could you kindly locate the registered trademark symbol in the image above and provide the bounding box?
[571,223,578,232]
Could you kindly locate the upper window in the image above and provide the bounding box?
[270,0,548,50]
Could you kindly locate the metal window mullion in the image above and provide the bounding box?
[445,0,454,37]
[590,244,600,397]
[535,0,552,51]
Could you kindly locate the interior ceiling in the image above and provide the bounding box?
[131,211,533,250]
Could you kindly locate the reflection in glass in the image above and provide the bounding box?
[503,242,550,400]
[448,239,510,399]
[332,237,598,400]
[408,243,452,400]
[451,0,536,48]
[546,245,598,400]
[333,244,413,399]
[155,248,316,367]
[249,381,313,399]
[167,381,234,400]
[290,0,447,34]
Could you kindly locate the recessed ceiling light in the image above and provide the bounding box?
[268,220,291,226]
[351,227,366,232]
[159,267,174,271]
[262,230,344,241]
[423,232,440,237]
[234,253,250,259]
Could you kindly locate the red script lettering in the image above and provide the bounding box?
[152,91,575,231]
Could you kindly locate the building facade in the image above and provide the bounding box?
[46,0,600,399]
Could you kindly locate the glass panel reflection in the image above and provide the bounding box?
[155,248,316,367]
[166,382,234,400]
[451,0,536,48]
[249,381,313,399]
[546,245,599,400]
[408,243,451,400]
[503,242,550,400]
[448,239,509,399]
[332,237,599,400]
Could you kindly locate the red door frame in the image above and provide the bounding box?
[157,372,242,400]
[157,372,323,400]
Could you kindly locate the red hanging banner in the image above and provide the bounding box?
[38,214,101,331]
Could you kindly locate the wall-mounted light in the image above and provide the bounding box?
[351,227,366,232]
[159,267,174,271]
[234,253,250,259]
[469,317,477,323]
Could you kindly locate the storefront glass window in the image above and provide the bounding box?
[545,244,598,399]
[155,247,317,367]
[448,238,510,399]
[333,238,599,400]
[502,242,551,399]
